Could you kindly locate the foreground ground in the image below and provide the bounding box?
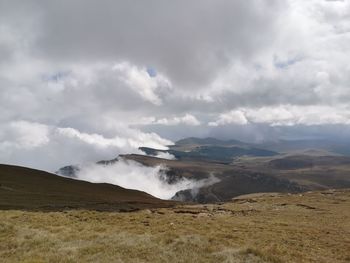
[1,189,349,263]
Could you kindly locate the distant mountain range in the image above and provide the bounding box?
[175,137,249,147]
[141,137,279,164]
[140,146,278,163]
[123,152,350,202]
[54,136,350,203]
[259,139,350,155]
[174,137,350,156]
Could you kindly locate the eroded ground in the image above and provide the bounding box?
[1,189,349,263]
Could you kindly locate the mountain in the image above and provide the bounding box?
[0,164,175,211]
[175,137,350,156]
[56,157,120,178]
[56,165,80,178]
[140,146,278,163]
[175,137,249,147]
[55,137,350,204]
[123,154,306,203]
[269,155,350,170]
[172,170,304,203]
[260,139,350,155]
[123,152,350,202]
[140,137,278,164]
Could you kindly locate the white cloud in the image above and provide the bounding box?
[74,159,220,200]
[112,62,171,105]
[76,160,194,199]
[0,121,49,150]
[210,105,350,127]
[152,114,201,126]
[209,110,248,126]
[153,152,176,160]
[56,127,172,150]
[1,0,350,171]
[0,121,172,171]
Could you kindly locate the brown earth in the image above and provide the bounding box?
[0,189,349,262]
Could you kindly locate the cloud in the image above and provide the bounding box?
[0,121,172,171]
[152,152,176,160]
[75,159,199,200]
[209,105,350,127]
[25,0,286,91]
[1,0,350,171]
[209,111,248,126]
[112,62,171,105]
[0,121,50,149]
[150,114,201,126]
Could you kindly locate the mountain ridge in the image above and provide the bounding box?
[0,164,175,211]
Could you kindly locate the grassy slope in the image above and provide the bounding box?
[0,164,174,211]
[0,189,349,262]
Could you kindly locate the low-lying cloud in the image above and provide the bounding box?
[0,120,172,171]
[74,159,218,200]
[153,151,176,160]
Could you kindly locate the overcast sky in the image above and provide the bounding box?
[1,0,350,170]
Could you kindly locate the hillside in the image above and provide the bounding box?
[259,139,350,156]
[174,137,249,148]
[140,145,278,163]
[123,154,305,202]
[0,164,174,211]
[1,189,349,262]
[122,153,350,202]
[54,137,350,204]
[172,137,350,156]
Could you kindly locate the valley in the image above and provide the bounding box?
[1,137,350,262]
[55,137,350,203]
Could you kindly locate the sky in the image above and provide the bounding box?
[1,0,350,171]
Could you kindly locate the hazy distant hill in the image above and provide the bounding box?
[141,137,278,163]
[0,164,174,211]
[54,137,350,204]
[269,155,350,170]
[175,137,249,147]
[123,154,306,203]
[140,146,278,163]
[260,139,350,155]
[172,170,304,203]
[175,137,350,156]
[123,152,350,202]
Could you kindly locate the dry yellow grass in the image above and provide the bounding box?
[1,189,349,263]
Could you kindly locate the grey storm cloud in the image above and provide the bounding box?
[32,0,285,89]
[1,0,350,171]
